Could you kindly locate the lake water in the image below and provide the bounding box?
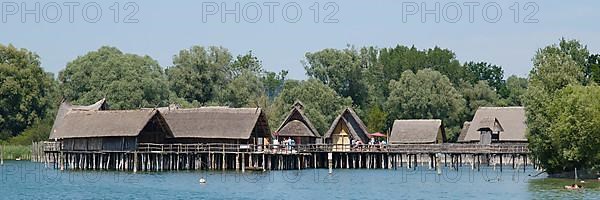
[1,161,599,199]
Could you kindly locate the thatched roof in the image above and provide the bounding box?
[389,119,445,144]
[277,120,315,137]
[323,108,370,143]
[51,109,166,139]
[457,122,471,142]
[160,107,270,139]
[275,106,320,137]
[49,99,107,139]
[462,107,527,142]
[476,117,504,132]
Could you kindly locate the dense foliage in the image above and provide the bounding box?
[59,46,170,109]
[524,38,600,173]
[385,69,466,140]
[0,44,55,139]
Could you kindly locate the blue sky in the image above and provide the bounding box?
[2,0,599,80]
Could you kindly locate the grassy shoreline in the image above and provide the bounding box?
[0,145,31,160]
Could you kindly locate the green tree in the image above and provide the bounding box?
[219,70,265,108]
[539,85,600,173]
[361,46,386,106]
[379,45,467,89]
[459,80,501,120]
[587,54,600,84]
[365,104,387,133]
[229,51,262,78]
[464,62,505,92]
[304,47,368,107]
[525,42,586,174]
[166,46,232,105]
[0,44,54,138]
[385,69,466,141]
[556,38,589,70]
[59,46,169,109]
[504,75,528,106]
[263,70,287,100]
[270,79,352,133]
[379,45,427,86]
[425,47,466,85]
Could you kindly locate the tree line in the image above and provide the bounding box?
[1,39,599,174]
[0,43,527,144]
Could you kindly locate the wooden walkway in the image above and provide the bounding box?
[42,142,528,154]
[39,142,532,172]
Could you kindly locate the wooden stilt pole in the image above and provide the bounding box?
[328,153,333,174]
[241,153,245,173]
[236,153,240,171]
[133,152,138,173]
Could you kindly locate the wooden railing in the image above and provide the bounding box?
[43,141,61,152]
[44,142,529,154]
[136,143,529,154]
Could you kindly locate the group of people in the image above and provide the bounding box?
[272,137,296,152]
[351,138,387,149]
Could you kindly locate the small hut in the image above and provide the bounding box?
[389,119,446,144]
[274,101,320,144]
[323,108,370,149]
[50,109,173,151]
[458,107,526,144]
[160,107,271,145]
[476,117,504,144]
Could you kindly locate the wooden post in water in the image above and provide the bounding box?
[262,154,266,171]
[499,155,503,172]
[222,144,226,170]
[133,152,138,173]
[241,153,245,173]
[0,144,3,166]
[60,152,64,171]
[235,153,239,171]
[328,153,333,174]
[523,155,527,172]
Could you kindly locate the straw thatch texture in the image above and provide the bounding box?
[160,107,270,139]
[462,107,526,142]
[49,99,107,139]
[52,109,158,139]
[389,119,445,144]
[275,106,320,138]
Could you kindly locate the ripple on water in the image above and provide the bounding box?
[1,161,600,199]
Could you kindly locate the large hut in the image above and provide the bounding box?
[457,107,527,144]
[49,98,108,139]
[50,108,173,151]
[274,101,320,144]
[159,107,271,145]
[389,119,446,144]
[323,108,370,150]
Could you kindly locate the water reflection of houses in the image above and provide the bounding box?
[457,107,527,144]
